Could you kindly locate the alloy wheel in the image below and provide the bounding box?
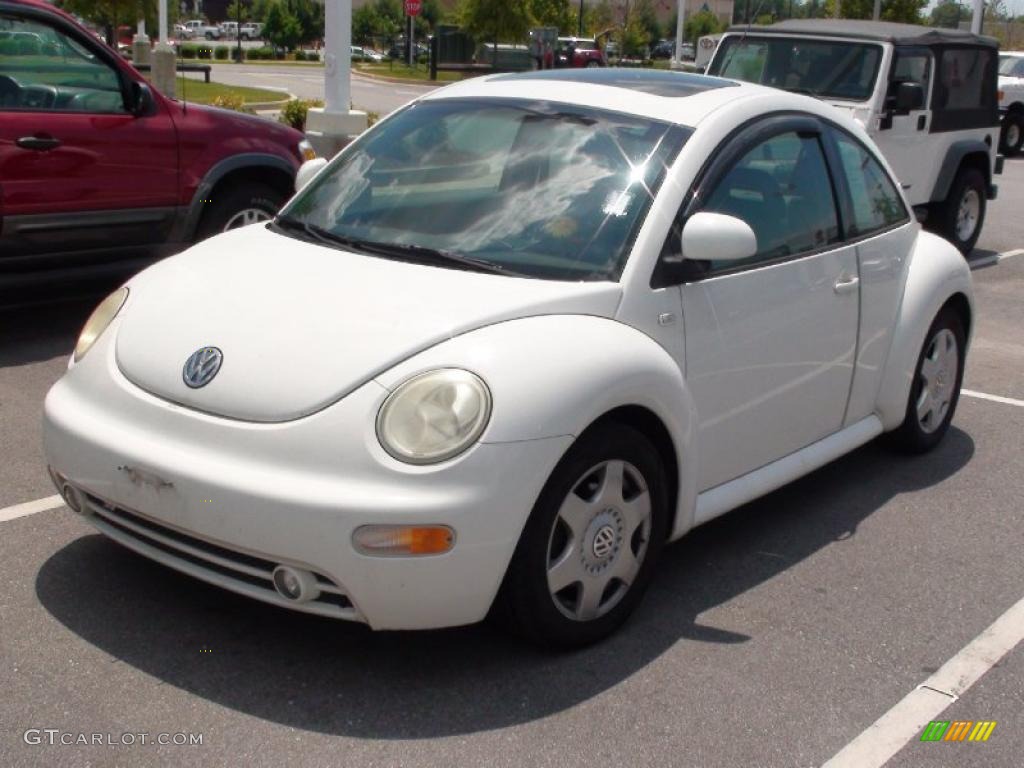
[956,187,981,243]
[916,328,959,434]
[223,207,272,231]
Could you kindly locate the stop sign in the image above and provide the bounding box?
[405,0,421,16]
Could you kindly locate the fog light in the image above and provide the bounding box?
[352,525,455,556]
[271,565,320,603]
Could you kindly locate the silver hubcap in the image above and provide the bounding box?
[546,459,652,622]
[1008,123,1021,148]
[916,328,958,434]
[223,207,271,231]
[956,188,980,242]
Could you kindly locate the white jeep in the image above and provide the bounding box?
[707,19,1003,254]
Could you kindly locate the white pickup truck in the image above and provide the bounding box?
[182,19,222,40]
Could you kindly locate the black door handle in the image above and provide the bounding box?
[16,135,62,151]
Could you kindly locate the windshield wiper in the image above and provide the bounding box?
[271,216,527,277]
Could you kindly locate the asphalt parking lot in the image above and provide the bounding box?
[1,161,1023,767]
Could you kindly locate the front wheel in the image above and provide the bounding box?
[496,423,668,648]
[196,182,284,241]
[934,166,986,255]
[889,308,966,454]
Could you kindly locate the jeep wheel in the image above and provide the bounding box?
[196,183,284,241]
[936,166,986,255]
[1001,113,1024,156]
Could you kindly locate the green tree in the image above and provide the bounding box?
[285,0,324,43]
[683,9,725,43]
[62,0,162,45]
[930,0,968,28]
[352,5,383,45]
[458,0,534,42]
[262,0,302,51]
[530,0,572,31]
[821,0,926,24]
[225,1,251,24]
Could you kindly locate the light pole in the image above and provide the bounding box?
[305,0,368,157]
[236,0,243,62]
[578,0,584,38]
[671,0,685,70]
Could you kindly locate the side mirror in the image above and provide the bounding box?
[681,211,757,262]
[129,81,154,116]
[295,157,328,192]
[894,81,924,112]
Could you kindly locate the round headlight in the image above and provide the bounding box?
[74,287,128,362]
[377,369,491,464]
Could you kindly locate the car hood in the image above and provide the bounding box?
[114,225,622,422]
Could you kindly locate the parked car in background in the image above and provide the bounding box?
[239,22,262,40]
[44,69,974,648]
[173,22,188,39]
[707,19,1002,254]
[182,19,221,40]
[651,39,674,59]
[351,45,384,63]
[0,0,315,305]
[555,36,605,67]
[218,20,238,40]
[997,50,1024,155]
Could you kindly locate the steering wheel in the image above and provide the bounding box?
[0,75,21,108]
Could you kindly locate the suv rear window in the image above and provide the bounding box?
[709,36,882,101]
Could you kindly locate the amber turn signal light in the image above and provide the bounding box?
[352,525,455,556]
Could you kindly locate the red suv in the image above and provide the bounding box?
[0,0,312,304]
[555,37,606,68]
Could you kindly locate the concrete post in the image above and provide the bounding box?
[971,0,983,34]
[132,19,151,67]
[151,0,177,97]
[306,0,367,158]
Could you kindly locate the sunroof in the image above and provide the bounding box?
[490,69,738,98]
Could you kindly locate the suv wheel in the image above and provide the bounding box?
[496,423,668,648]
[935,166,986,255]
[1001,112,1024,156]
[197,183,284,240]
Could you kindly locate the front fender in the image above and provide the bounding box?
[875,231,974,431]
[375,315,700,538]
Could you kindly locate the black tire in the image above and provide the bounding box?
[933,166,986,255]
[196,182,284,241]
[495,422,669,649]
[1000,112,1024,157]
[889,307,966,454]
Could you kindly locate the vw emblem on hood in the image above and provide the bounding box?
[182,346,223,389]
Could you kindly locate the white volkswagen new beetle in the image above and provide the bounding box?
[44,70,973,647]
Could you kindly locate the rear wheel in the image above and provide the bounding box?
[496,423,668,648]
[196,182,284,241]
[890,308,966,454]
[934,166,986,255]
[1000,112,1024,156]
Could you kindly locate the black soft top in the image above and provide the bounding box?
[725,19,998,48]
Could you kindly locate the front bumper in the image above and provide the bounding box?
[42,323,572,630]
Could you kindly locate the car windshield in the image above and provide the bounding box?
[999,55,1023,74]
[278,99,689,281]
[709,36,882,101]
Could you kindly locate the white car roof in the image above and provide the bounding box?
[421,70,857,131]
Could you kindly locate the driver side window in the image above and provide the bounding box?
[694,131,840,271]
[0,14,126,113]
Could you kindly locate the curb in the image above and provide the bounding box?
[352,67,443,86]
[242,88,295,111]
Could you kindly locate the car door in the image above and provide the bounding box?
[663,117,860,492]
[876,46,934,201]
[826,125,917,427]
[0,7,178,263]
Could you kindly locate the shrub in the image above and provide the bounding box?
[214,46,229,60]
[249,46,274,60]
[231,46,243,61]
[303,50,320,62]
[196,44,213,60]
[279,98,323,131]
[210,93,246,112]
[179,43,198,59]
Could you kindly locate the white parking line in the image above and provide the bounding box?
[962,388,1024,407]
[0,494,63,523]
[822,594,1024,768]
[969,247,1024,269]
